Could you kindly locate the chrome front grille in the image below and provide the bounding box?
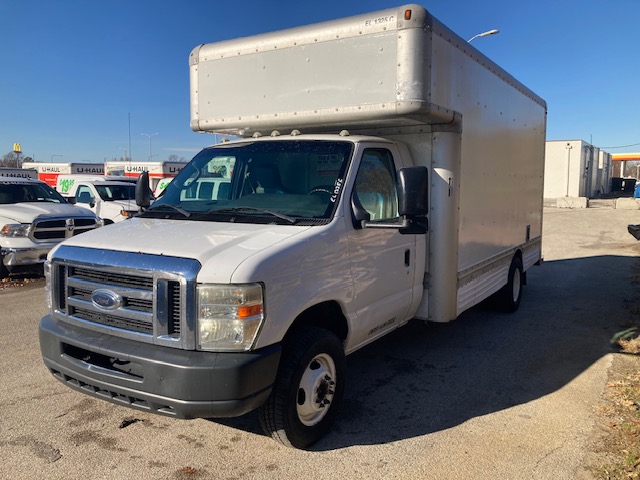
[50,246,200,349]
[30,216,99,242]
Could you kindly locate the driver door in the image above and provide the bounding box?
[346,145,418,350]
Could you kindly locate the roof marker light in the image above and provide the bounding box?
[404,9,412,21]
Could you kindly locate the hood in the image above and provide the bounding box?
[109,200,138,209]
[58,218,314,282]
[0,202,96,224]
[98,199,139,217]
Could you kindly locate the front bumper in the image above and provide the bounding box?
[39,314,282,418]
[1,244,54,267]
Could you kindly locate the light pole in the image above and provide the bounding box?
[467,29,500,43]
[141,133,158,161]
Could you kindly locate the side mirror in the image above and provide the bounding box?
[397,167,428,234]
[398,167,428,217]
[136,171,151,209]
[67,197,77,205]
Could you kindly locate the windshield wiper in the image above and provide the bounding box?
[208,207,297,224]
[146,204,191,218]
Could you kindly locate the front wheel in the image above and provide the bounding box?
[258,327,345,449]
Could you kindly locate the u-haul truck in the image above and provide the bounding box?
[0,168,38,179]
[105,161,188,195]
[22,162,104,188]
[40,4,546,449]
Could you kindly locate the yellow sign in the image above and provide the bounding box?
[13,143,21,153]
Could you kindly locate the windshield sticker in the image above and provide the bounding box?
[330,178,343,203]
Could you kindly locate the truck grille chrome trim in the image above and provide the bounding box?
[30,216,99,242]
[50,245,200,349]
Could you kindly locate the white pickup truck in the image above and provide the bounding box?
[39,5,546,448]
[56,175,140,224]
[0,175,101,278]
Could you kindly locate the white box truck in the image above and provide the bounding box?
[22,162,105,188]
[0,168,38,179]
[39,4,546,448]
[104,161,188,196]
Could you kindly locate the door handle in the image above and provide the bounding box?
[404,249,410,267]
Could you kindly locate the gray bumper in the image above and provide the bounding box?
[1,245,52,267]
[39,314,282,418]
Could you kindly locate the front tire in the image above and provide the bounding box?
[258,327,345,449]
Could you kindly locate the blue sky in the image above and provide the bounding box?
[1,0,639,163]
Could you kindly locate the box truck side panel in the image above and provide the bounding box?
[429,28,545,272]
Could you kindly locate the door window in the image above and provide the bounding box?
[353,149,398,221]
[76,186,94,204]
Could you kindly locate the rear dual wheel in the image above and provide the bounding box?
[495,256,523,312]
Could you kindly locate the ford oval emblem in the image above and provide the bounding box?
[91,289,123,311]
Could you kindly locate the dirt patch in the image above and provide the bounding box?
[0,274,44,291]
[592,355,640,479]
[591,257,640,479]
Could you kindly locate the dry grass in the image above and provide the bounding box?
[592,358,640,479]
[593,258,640,478]
[620,339,640,355]
[0,274,43,290]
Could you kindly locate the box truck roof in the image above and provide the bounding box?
[189,4,545,137]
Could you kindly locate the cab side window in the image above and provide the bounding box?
[76,186,94,204]
[353,149,398,221]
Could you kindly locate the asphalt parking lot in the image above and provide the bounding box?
[2,207,640,480]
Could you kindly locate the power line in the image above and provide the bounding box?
[601,142,640,149]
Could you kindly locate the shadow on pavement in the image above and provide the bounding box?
[217,254,638,450]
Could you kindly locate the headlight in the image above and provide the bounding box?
[44,260,52,310]
[0,224,30,237]
[197,283,264,351]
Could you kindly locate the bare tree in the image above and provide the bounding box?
[0,152,27,168]
[168,154,188,163]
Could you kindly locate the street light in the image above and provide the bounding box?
[141,132,158,161]
[467,29,500,43]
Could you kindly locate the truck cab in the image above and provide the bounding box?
[56,175,140,224]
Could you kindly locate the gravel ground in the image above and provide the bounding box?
[1,207,640,480]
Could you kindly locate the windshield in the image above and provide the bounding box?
[0,181,68,204]
[141,140,353,225]
[95,184,136,201]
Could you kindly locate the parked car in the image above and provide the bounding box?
[0,176,101,278]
